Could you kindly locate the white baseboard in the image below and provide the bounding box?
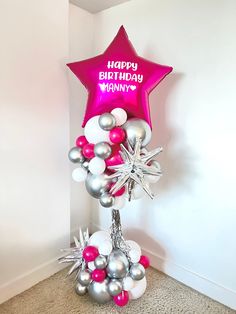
[0,256,67,305]
[91,222,236,310]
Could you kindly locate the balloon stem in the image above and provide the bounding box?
[110,209,130,255]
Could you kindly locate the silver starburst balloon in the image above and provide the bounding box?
[58,228,89,276]
[108,138,162,200]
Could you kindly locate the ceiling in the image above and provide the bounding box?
[70,0,131,13]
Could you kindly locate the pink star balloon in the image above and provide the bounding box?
[67,26,172,128]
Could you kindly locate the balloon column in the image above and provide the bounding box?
[60,26,172,307]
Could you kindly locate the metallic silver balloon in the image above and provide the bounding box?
[94,142,112,159]
[78,270,91,286]
[99,113,116,131]
[82,160,89,171]
[75,282,87,296]
[108,279,123,296]
[106,249,129,279]
[94,255,107,269]
[130,263,145,280]
[85,173,111,199]
[68,147,85,163]
[123,118,152,147]
[99,193,115,208]
[88,280,112,304]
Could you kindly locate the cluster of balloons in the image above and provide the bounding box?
[69,107,160,209]
[75,231,150,307]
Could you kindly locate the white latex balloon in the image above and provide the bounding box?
[72,167,87,182]
[88,261,96,271]
[88,157,106,175]
[114,195,126,210]
[98,240,113,256]
[129,248,141,263]
[122,276,135,291]
[84,116,110,144]
[129,277,147,300]
[89,231,111,247]
[126,240,141,256]
[132,184,146,199]
[111,108,127,126]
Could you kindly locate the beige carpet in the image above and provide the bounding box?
[0,267,234,314]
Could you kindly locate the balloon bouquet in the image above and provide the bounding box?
[59,26,172,307]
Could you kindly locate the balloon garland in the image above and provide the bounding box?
[60,26,172,307]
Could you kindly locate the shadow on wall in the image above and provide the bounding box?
[123,228,166,271]
[147,71,197,198]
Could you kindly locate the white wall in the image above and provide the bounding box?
[69,4,93,238]
[90,0,236,309]
[0,0,70,303]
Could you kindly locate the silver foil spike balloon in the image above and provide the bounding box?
[88,280,112,304]
[99,113,116,131]
[94,142,112,159]
[58,228,89,276]
[107,279,123,296]
[130,263,145,281]
[123,118,152,147]
[85,173,111,199]
[99,193,115,208]
[108,139,162,200]
[68,147,85,163]
[106,249,129,279]
[75,282,87,296]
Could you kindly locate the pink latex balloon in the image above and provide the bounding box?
[109,127,126,144]
[139,255,150,269]
[67,26,173,129]
[113,290,129,307]
[76,135,88,148]
[82,246,99,262]
[91,269,106,282]
[105,145,123,167]
[82,143,95,159]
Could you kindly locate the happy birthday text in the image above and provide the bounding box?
[98,61,143,92]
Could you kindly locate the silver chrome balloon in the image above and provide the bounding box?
[94,255,107,269]
[68,147,85,163]
[85,173,111,199]
[88,280,112,304]
[130,263,145,280]
[99,193,115,208]
[106,249,129,279]
[99,113,116,131]
[108,279,123,296]
[75,282,87,295]
[78,270,91,286]
[94,142,112,159]
[123,118,152,147]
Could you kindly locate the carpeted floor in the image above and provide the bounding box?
[0,267,234,314]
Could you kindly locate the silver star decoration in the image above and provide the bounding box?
[108,138,163,200]
[58,228,89,277]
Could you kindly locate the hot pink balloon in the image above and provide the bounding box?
[82,143,95,159]
[139,255,150,269]
[109,127,126,144]
[76,135,88,148]
[91,269,106,282]
[105,145,123,167]
[82,246,99,262]
[113,290,129,307]
[67,26,172,128]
